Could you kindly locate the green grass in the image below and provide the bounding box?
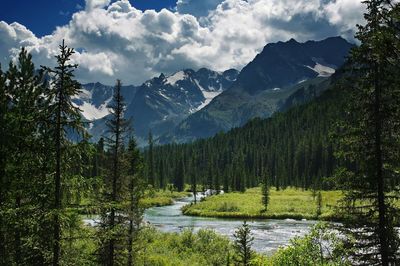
[182,187,343,221]
[139,190,191,208]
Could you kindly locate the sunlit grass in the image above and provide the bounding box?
[183,187,343,220]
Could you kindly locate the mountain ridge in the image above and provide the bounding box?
[76,68,239,145]
[159,36,354,144]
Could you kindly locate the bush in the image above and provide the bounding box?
[136,227,233,266]
[266,223,350,266]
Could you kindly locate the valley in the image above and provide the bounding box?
[1,1,399,265]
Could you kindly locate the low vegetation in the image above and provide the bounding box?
[139,189,191,208]
[263,223,350,266]
[129,223,350,266]
[135,227,234,266]
[183,187,342,220]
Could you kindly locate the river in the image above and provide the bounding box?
[143,193,316,254]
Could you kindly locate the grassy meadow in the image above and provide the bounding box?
[182,187,343,221]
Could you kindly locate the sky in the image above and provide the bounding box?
[0,0,366,85]
[0,0,177,37]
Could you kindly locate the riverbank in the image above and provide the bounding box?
[140,190,192,208]
[75,190,191,215]
[182,188,342,221]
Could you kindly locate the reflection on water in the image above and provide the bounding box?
[144,194,316,254]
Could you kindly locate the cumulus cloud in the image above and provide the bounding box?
[85,0,111,11]
[176,0,225,17]
[0,0,366,85]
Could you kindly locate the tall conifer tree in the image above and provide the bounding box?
[337,1,400,264]
[42,40,85,266]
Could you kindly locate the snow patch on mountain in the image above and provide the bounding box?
[166,71,186,86]
[75,98,111,121]
[194,80,223,111]
[306,63,335,77]
[158,90,171,100]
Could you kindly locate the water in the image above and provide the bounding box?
[144,194,316,254]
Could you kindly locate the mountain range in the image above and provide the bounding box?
[75,68,238,145]
[73,36,354,146]
[159,36,353,143]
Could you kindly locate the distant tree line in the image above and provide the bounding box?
[144,84,345,192]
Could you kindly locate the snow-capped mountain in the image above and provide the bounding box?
[81,68,238,145]
[160,36,354,143]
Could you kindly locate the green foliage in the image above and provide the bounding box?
[316,191,322,217]
[267,223,350,266]
[0,45,92,265]
[261,174,270,211]
[147,131,155,187]
[145,83,345,193]
[233,221,254,265]
[136,227,232,266]
[334,1,400,264]
[96,80,147,265]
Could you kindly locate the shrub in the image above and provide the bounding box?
[267,223,350,266]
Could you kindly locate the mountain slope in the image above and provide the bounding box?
[85,68,238,144]
[146,71,348,190]
[74,82,139,121]
[160,37,354,143]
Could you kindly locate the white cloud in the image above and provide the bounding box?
[85,0,111,11]
[0,0,366,85]
[324,0,365,33]
[176,0,224,17]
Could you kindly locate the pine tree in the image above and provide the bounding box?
[190,155,198,203]
[42,40,85,266]
[261,174,270,211]
[2,48,60,264]
[147,131,155,188]
[98,79,131,265]
[0,63,6,265]
[316,191,322,217]
[126,137,144,266]
[233,221,254,266]
[175,157,185,192]
[158,159,165,189]
[336,1,400,264]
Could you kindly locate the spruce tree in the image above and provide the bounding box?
[316,191,322,217]
[336,1,400,264]
[98,79,131,265]
[261,173,270,211]
[42,40,85,266]
[191,154,198,202]
[3,48,56,264]
[175,157,185,192]
[147,131,155,188]
[233,221,254,266]
[0,63,6,265]
[126,137,144,266]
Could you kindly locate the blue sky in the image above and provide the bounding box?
[0,0,177,36]
[0,0,365,85]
